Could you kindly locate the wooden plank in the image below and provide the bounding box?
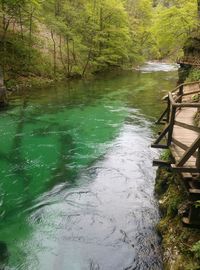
[189,189,200,194]
[153,124,170,145]
[151,144,168,149]
[170,144,196,167]
[172,138,189,152]
[176,135,200,167]
[171,165,200,173]
[156,106,169,124]
[174,121,200,133]
[167,106,176,146]
[153,160,171,167]
[171,81,200,94]
[175,103,200,108]
[153,81,200,175]
[196,147,200,169]
[182,172,193,179]
[182,89,200,97]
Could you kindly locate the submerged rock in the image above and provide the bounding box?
[0,241,9,270]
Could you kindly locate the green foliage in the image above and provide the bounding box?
[160,149,171,161]
[192,241,200,259]
[155,168,171,196]
[150,0,198,59]
[0,0,135,81]
[187,69,200,82]
[167,193,182,217]
[0,0,199,82]
[195,200,200,208]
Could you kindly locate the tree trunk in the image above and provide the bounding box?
[51,30,57,77]
[28,7,34,65]
[66,36,70,77]
[198,0,200,20]
[82,49,92,77]
[99,6,103,56]
[72,40,77,65]
[1,1,10,43]
[55,0,61,16]
[59,35,67,72]
[19,7,24,40]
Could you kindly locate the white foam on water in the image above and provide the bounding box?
[138,61,178,73]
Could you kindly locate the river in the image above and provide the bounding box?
[0,63,177,270]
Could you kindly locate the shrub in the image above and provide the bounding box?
[187,68,200,82]
[192,241,200,259]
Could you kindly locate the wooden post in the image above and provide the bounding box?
[196,147,200,171]
[156,106,169,124]
[178,85,184,105]
[189,204,200,225]
[166,96,170,123]
[167,105,176,146]
[198,0,200,21]
[177,136,200,167]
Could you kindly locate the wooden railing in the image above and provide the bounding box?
[152,81,200,173]
[177,56,200,67]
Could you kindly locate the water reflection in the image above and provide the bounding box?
[0,66,177,269]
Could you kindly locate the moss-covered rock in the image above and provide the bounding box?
[155,168,200,270]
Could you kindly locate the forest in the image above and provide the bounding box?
[1,1,200,270]
[0,0,198,85]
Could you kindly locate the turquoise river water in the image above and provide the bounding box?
[0,63,177,270]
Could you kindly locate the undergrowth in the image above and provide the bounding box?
[155,167,200,269]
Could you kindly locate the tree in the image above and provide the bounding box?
[0,0,199,81]
[198,0,200,20]
[150,0,198,58]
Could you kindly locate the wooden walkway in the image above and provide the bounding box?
[152,81,200,226]
[177,57,200,67]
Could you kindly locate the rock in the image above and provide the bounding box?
[178,201,191,217]
[0,87,7,106]
[0,67,8,106]
[0,241,9,270]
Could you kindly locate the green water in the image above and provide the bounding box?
[0,65,177,270]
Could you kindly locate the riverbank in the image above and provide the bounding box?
[154,35,200,267]
[155,167,200,270]
[4,64,136,92]
[4,61,177,97]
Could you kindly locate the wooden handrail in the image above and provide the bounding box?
[182,89,200,97]
[168,82,200,108]
[153,81,200,226]
[177,57,200,67]
[174,121,200,133]
[168,92,176,106]
[153,81,200,167]
[174,103,200,108]
[169,82,200,168]
[176,135,200,167]
[171,81,200,93]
